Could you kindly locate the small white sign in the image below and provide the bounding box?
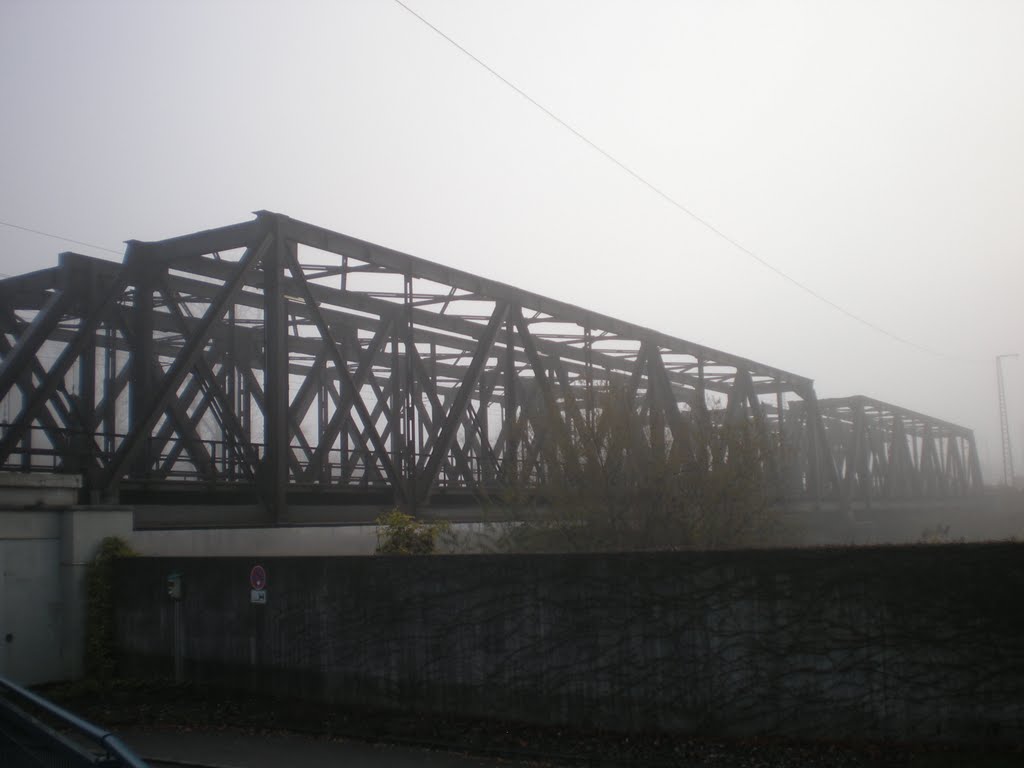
[250,589,267,604]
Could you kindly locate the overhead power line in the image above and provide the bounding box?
[0,219,123,255]
[391,0,958,360]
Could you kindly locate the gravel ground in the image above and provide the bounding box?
[38,680,1023,768]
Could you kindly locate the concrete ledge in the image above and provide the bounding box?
[0,472,82,508]
[0,472,83,489]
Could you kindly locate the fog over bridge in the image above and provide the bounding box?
[0,212,982,524]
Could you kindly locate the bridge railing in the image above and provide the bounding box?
[0,676,148,768]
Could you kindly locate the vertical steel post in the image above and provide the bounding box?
[225,305,236,480]
[479,378,491,484]
[774,387,786,497]
[77,262,97,493]
[403,271,416,509]
[318,364,330,482]
[129,252,154,479]
[390,323,402,506]
[263,226,289,520]
[803,392,822,505]
[102,325,115,460]
[339,253,349,482]
[503,314,518,484]
[584,322,594,434]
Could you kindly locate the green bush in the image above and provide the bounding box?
[84,536,136,681]
[375,509,450,555]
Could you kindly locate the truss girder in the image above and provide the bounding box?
[0,212,982,518]
[806,395,983,502]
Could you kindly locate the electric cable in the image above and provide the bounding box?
[0,219,123,255]
[391,0,966,361]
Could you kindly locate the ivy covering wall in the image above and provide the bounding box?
[114,543,1024,742]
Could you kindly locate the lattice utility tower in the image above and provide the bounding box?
[996,354,1018,486]
[0,212,984,522]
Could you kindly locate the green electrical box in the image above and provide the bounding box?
[166,572,182,600]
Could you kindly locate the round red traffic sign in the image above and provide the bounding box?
[250,565,267,590]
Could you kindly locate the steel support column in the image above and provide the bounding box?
[263,228,290,520]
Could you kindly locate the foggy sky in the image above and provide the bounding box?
[1,0,1022,481]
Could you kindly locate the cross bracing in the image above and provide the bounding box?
[812,396,982,502]
[0,212,982,519]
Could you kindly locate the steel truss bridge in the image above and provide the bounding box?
[0,212,982,521]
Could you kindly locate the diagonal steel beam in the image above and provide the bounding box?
[0,272,128,466]
[101,234,269,490]
[128,219,262,265]
[0,288,73,406]
[643,342,690,451]
[0,314,76,460]
[146,288,262,478]
[410,344,484,485]
[286,347,330,460]
[417,302,508,502]
[305,333,385,483]
[153,373,209,475]
[115,294,217,480]
[279,245,401,489]
[153,281,275,471]
[274,212,811,391]
[514,306,576,453]
[238,367,305,479]
[518,382,557,485]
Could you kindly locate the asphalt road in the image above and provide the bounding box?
[122,726,547,768]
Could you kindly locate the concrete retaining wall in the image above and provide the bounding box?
[114,543,1024,742]
[0,471,132,684]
